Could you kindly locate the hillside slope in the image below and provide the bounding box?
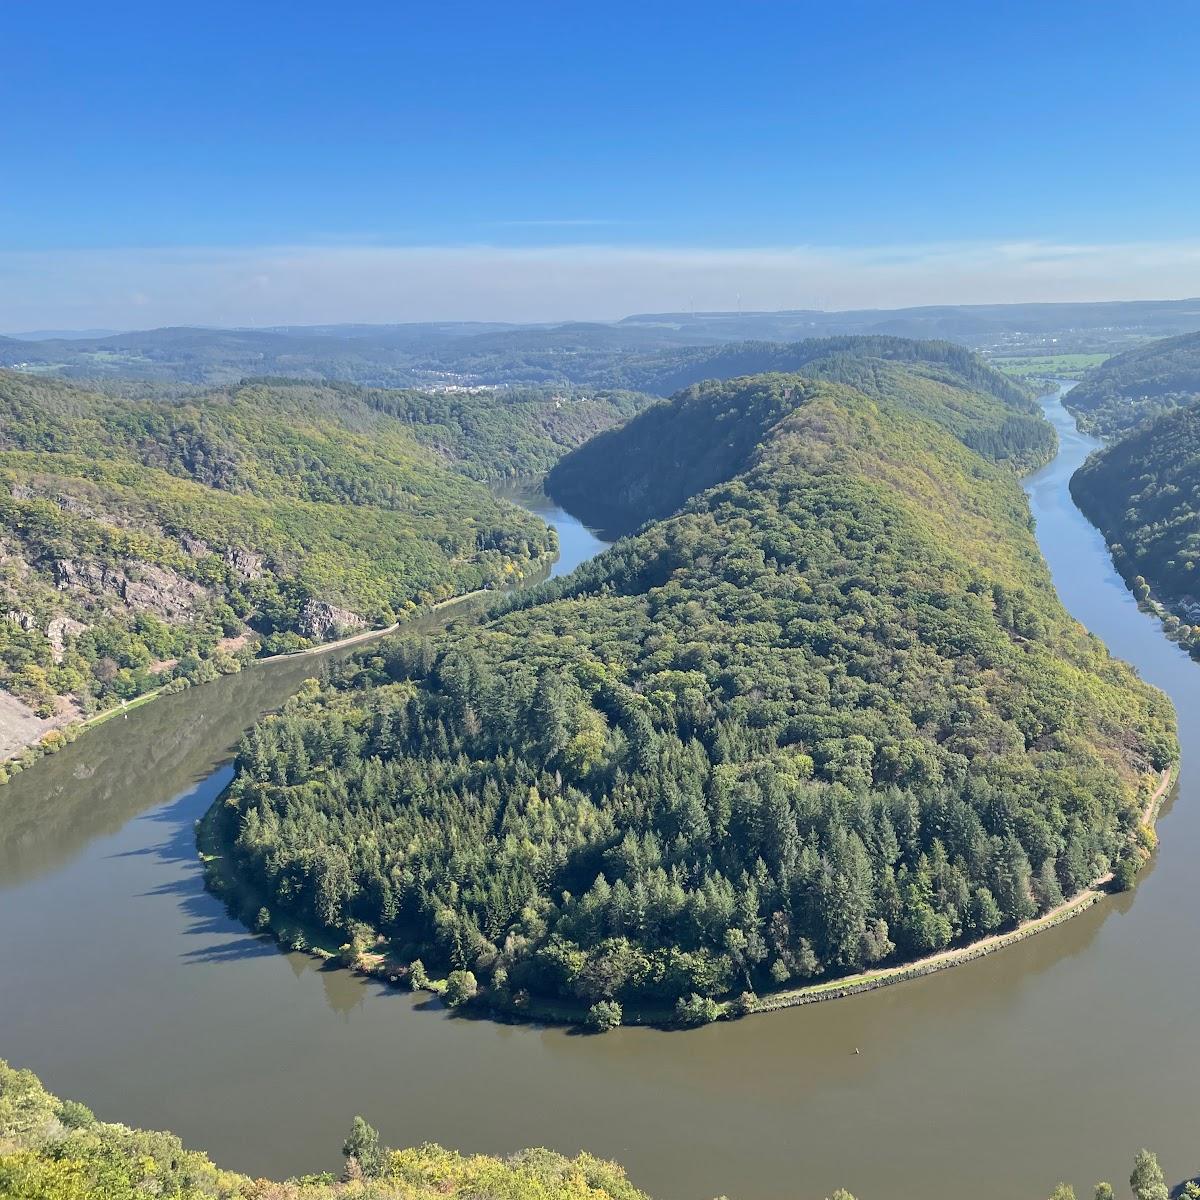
[1066,331,1200,437]
[1071,399,1200,624]
[0,372,555,755]
[218,373,1174,1022]
[355,383,652,481]
[547,339,1053,534]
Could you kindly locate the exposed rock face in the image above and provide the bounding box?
[45,615,88,663]
[54,559,207,622]
[54,559,123,594]
[9,484,32,501]
[122,565,208,621]
[54,494,94,518]
[180,534,211,558]
[6,610,37,632]
[223,547,265,580]
[296,600,365,640]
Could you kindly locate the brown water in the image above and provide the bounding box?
[2,399,1199,1200]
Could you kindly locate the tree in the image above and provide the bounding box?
[585,1000,623,1032]
[1130,1149,1168,1200]
[674,993,720,1027]
[342,1115,384,1179]
[58,1100,95,1129]
[1093,1184,1114,1200]
[408,959,430,990]
[1034,858,1064,913]
[1047,1185,1076,1200]
[1113,854,1140,893]
[444,969,478,1008]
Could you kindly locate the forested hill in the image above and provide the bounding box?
[0,371,556,746]
[547,340,1053,534]
[220,372,1174,1025]
[351,382,652,481]
[585,334,1033,401]
[1066,331,1200,437]
[1071,399,1200,611]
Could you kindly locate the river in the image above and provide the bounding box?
[2,407,1198,1200]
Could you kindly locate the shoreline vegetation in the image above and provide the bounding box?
[0,1059,655,1200]
[0,544,557,786]
[198,764,1175,1031]
[2,1059,1194,1200]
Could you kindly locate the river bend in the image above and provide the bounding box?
[2,410,1198,1199]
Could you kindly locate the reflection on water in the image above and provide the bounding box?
[2,418,1200,1200]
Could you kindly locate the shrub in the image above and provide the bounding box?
[443,969,478,1008]
[585,1000,623,1031]
[1113,854,1140,892]
[674,993,720,1027]
[58,1099,95,1129]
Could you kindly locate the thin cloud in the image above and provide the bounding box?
[2,239,1199,330]
[486,219,629,228]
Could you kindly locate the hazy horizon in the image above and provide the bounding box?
[5,241,1200,336]
[6,2,1199,332]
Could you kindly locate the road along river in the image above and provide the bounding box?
[1,413,1198,1199]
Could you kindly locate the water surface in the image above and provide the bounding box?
[2,408,1198,1199]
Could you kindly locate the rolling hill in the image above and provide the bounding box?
[1066,331,1200,437]
[1071,398,1200,623]
[0,371,560,763]
[547,338,1053,532]
[5,298,1200,391]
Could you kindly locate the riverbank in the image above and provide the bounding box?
[0,565,549,788]
[747,764,1175,1017]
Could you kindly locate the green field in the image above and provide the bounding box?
[992,353,1110,379]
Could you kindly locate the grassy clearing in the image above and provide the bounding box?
[992,353,1110,379]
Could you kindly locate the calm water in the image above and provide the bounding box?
[2,406,1199,1200]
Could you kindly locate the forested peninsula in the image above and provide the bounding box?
[0,372,651,769]
[212,346,1175,1027]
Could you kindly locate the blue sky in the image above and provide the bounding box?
[3,1,1199,327]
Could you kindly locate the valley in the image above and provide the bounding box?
[3,378,1199,1199]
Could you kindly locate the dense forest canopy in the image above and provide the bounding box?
[1066,331,1200,437]
[349,382,653,481]
[1071,399,1200,608]
[547,341,1053,534]
[0,371,561,737]
[220,370,1174,1021]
